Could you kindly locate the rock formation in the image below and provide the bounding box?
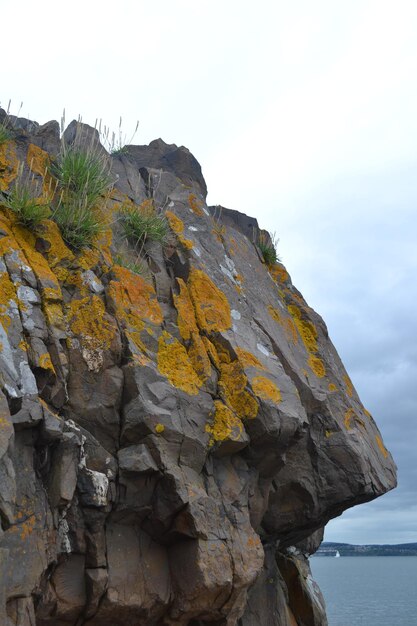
[0,110,396,625]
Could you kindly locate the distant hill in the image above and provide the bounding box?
[315,542,417,556]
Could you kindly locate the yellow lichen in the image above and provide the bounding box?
[188,332,212,381]
[67,295,116,360]
[287,304,318,353]
[39,352,55,373]
[26,143,56,198]
[188,193,204,216]
[375,434,388,458]
[268,305,298,344]
[251,375,282,405]
[343,407,365,431]
[173,278,199,341]
[343,374,354,398]
[155,423,165,434]
[236,347,266,370]
[269,264,289,284]
[205,400,244,444]
[38,220,74,269]
[325,430,334,438]
[187,268,231,333]
[0,141,18,191]
[157,330,202,395]
[202,336,220,369]
[218,360,259,419]
[344,408,355,430]
[328,383,338,392]
[308,355,326,378]
[11,224,62,301]
[166,210,184,235]
[0,270,17,329]
[166,210,194,249]
[108,265,163,352]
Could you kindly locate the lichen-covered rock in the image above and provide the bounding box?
[0,112,396,625]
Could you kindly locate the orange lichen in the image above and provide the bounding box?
[0,270,17,329]
[268,305,298,344]
[344,408,355,430]
[188,332,212,381]
[38,220,74,268]
[11,224,62,301]
[343,408,365,430]
[375,434,388,458]
[328,383,338,392]
[308,355,326,378]
[202,336,220,369]
[26,143,56,197]
[187,268,231,333]
[211,221,226,243]
[166,211,184,235]
[107,266,163,351]
[251,375,282,404]
[236,347,266,370]
[269,264,289,284]
[218,360,259,419]
[39,352,55,373]
[0,141,18,191]
[67,295,116,364]
[287,304,318,353]
[188,193,204,216]
[173,278,199,341]
[44,302,65,330]
[211,339,232,365]
[343,374,354,398]
[157,330,202,395]
[205,400,244,444]
[166,210,194,249]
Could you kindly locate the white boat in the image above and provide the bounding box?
[335,550,341,558]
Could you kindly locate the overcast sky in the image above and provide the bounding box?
[3,0,416,545]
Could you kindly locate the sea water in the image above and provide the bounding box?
[310,556,417,626]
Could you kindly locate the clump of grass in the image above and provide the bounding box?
[0,163,50,228]
[0,100,21,144]
[53,197,103,250]
[52,138,114,249]
[258,231,280,266]
[120,200,168,247]
[0,121,14,145]
[113,254,148,277]
[98,117,139,156]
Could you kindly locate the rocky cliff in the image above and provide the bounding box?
[0,112,396,626]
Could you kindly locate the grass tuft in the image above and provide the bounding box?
[53,196,103,250]
[258,231,280,267]
[0,122,14,145]
[113,254,149,277]
[120,200,168,248]
[52,139,114,249]
[0,164,50,228]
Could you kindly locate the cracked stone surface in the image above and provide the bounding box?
[0,111,396,625]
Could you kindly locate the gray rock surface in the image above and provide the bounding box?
[0,117,396,624]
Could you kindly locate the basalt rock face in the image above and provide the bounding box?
[0,116,396,626]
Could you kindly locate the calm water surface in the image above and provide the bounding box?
[310,556,417,626]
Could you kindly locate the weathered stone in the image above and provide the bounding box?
[0,116,396,625]
[118,443,159,474]
[77,467,109,508]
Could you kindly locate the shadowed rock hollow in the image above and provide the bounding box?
[0,112,396,625]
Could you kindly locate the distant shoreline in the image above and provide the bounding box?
[314,542,417,557]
